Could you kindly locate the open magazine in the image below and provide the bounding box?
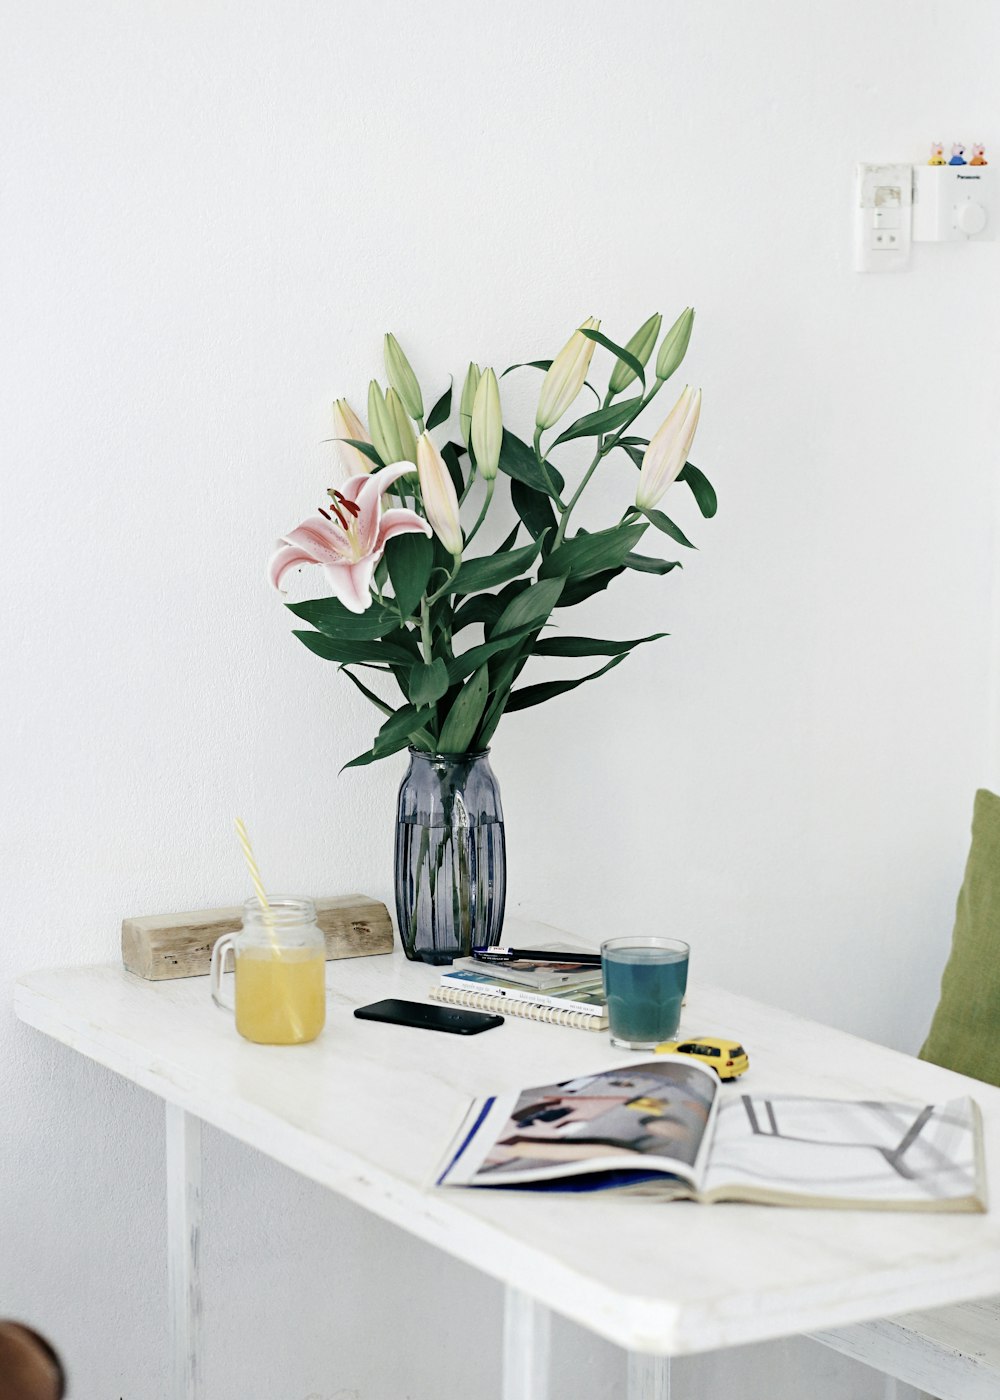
[437,1057,986,1212]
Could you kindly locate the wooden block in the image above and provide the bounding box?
[122,894,394,981]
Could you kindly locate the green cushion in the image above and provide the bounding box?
[920,788,1000,1087]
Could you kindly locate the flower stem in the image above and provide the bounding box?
[426,559,461,607]
[420,598,434,665]
[553,381,665,548]
[532,426,566,510]
[459,455,478,506]
[463,477,495,548]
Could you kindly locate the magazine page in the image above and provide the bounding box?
[700,1093,986,1211]
[437,1058,719,1191]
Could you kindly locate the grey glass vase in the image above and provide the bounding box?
[394,748,506,964]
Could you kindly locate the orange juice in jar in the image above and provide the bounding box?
[210,897,326,1045]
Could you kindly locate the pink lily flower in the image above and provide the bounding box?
[270,462,431,614]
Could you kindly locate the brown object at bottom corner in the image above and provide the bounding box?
[0,1323,65,1400]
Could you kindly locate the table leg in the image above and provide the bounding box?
[627,1351,672,1400]
[166,1104,202,1400]
[502,1286,551,1400]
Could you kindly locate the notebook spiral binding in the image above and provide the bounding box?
[428,985,606,1031]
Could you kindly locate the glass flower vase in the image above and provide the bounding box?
[394,748,506,964]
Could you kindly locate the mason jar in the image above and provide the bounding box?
[210,896,327,1044]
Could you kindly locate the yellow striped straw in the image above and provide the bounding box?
[234,817,271,917]
[233,818,304,1040]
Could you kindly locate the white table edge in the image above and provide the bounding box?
[14,967,1000,1360]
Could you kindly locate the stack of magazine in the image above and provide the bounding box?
[437,1056,986,1212]
[429,956,608,1030]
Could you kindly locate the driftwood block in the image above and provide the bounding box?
[122,894,394,981]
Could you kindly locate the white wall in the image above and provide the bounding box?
[2,1,999,1396]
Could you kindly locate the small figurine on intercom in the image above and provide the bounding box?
[928,141,946,166]
[949,142,967,166]
[970,143,988,166]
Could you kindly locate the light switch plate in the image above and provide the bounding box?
[854,163,913,272]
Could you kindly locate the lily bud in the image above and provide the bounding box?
[608,312,662,395]
[332,399,373,476]
[386,388,418,466]
[383,332,424,423]
[635,386,701,511]
[655,307,695,384]
[535,316,600,431]
[367,381,401,466]
[459,362,481,447]
[416,432,463,556]
[471,367,502,481]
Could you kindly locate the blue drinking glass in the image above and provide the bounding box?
[601,936,690,1050]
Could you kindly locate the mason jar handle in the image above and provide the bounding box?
[210,934,236,1012]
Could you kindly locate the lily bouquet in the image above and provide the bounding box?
[271,309,715,960]
[272,309,713,764]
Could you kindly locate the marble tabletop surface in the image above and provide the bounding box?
[14,918,1000,1357]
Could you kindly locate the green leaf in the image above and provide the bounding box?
[452,594,504,632]
[554,567,625,607]
[617,434,650,470]
[383,626,423,660]
[341,744,391,770]
[641,508,697,550]
[475,680,517,748]
[473,634,539,745]
[385,532,434,619]
[624,552,682,575]
[678,461,718,518]
[498,429,565,499]
[493,576,565,637]
[340,665,394,716]
[450,534,546,594]
[287,597,402,640]
[532,632,668,658]
[292,631,414,666]
[342,728,431,770]
[539,523,646,581]
[408,657,450,707]
[374,703,435,755]
[446,624,536,684]
[579,327,645,388]
[549,396,642,449]
[339,439,385,470]
[506,655,627,713]
[500,359,552,377]
[488,577,530,626]
[437,664,490,754]
[426,379,453,431]
[343,698,438,770]
[440,440,467,498]
[497,522,520,552]
[511,479,558,542]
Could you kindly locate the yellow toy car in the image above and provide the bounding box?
[654,1036,749,1080]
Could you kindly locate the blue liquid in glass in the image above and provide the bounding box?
[602,948,688,1045]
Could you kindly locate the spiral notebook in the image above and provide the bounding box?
[429,964,608,1031]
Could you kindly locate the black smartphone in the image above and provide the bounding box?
[353,998,503,1035]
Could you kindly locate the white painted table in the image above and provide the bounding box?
[14,924,1000,1400]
